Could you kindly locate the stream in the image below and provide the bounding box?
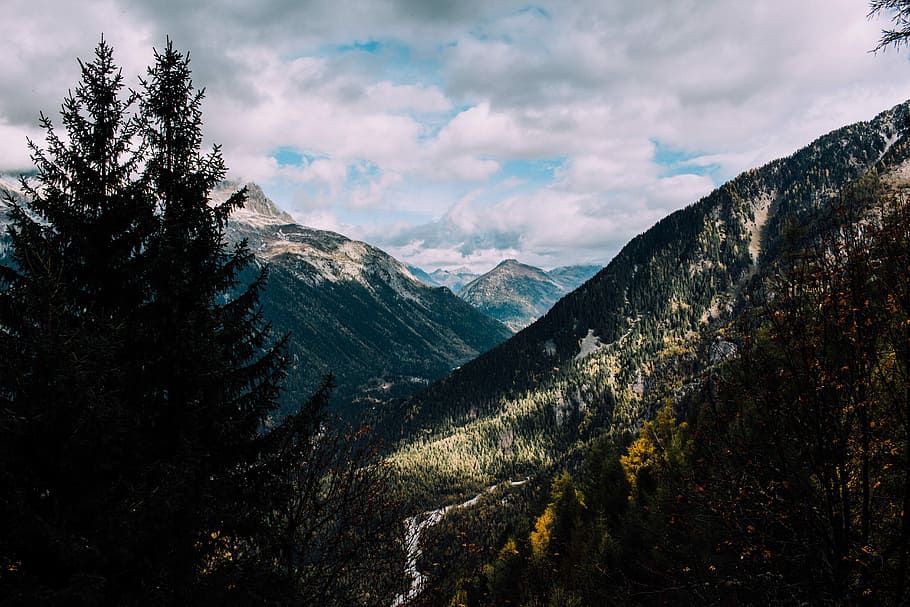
[392,479,529,607]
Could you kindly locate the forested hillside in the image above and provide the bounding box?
[385,102,910,604]
[435,127,910,607]
[389,102,909,502]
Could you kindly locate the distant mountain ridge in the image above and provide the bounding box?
[409,260,601,331]
[0,178,512,420]
[458,259,600,331]
[426,267,479,292]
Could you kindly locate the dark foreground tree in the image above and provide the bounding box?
[871,0,910,51]
[0,40,403,606]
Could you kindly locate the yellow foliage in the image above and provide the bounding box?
[500,537,519,559]
[198,530,234,575]
[620,403,691,502]
[620,427,657,499]
[530,503,556,559]
[447,587,469,607]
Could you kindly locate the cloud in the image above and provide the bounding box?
[0,121,40,172]
[1,1,909,272]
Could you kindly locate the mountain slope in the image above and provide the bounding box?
[0,176,510,419]
[218,184,512,418]
[546,264,601,290]
[459,259,568,331]
[458,260,602,331]
[427,267,478,293]
[0,179,511,420]
[389,101,910,499]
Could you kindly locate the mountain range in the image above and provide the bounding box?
[219,184,513,418]
[0,179,512,421]
[411,260,600,331]
[4,97,909,605]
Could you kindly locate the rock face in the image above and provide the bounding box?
[220,184,512,419]
[458,260,600,331]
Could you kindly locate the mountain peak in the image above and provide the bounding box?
[212,181,295,227]
[217,187,511,415]
[460,261,567,331]
[495,258,528,270]
[241,183,295,222]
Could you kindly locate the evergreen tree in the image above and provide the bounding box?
[0,39,155,605]
[871,0,910,50]
[127,40,290,602]
[0,39,404,606]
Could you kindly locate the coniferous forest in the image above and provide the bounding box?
[3,3,910,607]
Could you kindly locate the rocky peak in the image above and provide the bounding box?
[211,181,295,227]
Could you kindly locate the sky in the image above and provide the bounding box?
[2,1,909,272]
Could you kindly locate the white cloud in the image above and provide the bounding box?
[365,82,451,114]
[1,1,909,271]
[0,120,39,172]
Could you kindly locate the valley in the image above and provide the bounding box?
[5,100,910,605]
[5,100,910,604]
[382,101,910,604]
[4,6,910,605]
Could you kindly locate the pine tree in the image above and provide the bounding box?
[0,39,406,606]
[871,0,910,50]
[0,39,291,604]
[0,39,156,605]
[128,40,291,602]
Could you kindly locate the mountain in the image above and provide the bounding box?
[388,100,910,501]
[0,179,511,420]
[218,184,512,418]
[407,264,439,287]
[427,267,479,292]
[458,260,601,331]
[459,259,562,331]
[546,264,601,289]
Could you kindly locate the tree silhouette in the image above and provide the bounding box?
[0,40,404,606]
[871,0,910,51]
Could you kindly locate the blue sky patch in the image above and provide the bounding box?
[272,147,330,167]
[652,139,720,178]
[498,157,564,187]
[319,38,445,88]
[348,160,381,185]
[334,39,382,55]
